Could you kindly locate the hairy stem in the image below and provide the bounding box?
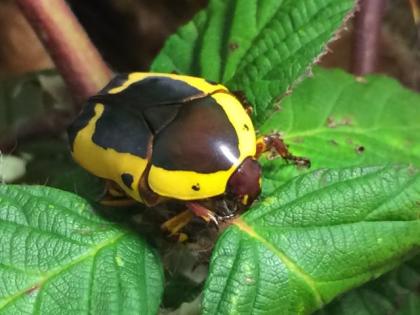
[16,0,113,108]
[408,0,420,24]
[2,0,114,153]
[351,0,386,75]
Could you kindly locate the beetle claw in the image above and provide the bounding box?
[186,202,219,227]
[255,134,310,168]
[204,212,219,227]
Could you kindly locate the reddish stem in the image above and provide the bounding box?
[351,0,386,76]
[16,0,113,108]
[408,0,420,24]
[2,0,114,152]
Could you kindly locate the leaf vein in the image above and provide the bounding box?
[213,238,243,314]
[0,218,90,247]
[0,233,126,310]
[234,218,324,307]
[250,167,388,223]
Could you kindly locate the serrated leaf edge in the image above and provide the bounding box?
[267,3,358,122]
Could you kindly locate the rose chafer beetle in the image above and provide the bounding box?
[68,73,309,235]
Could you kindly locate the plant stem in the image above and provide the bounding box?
[351,0,386,75]
[2,0,114,153]
[16,0,113,108]
[408,0,420,24]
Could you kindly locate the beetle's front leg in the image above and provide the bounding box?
[161,202,218,241]
[161,210,194,240]
[161,202,218,231]
[186,202,218,226]
[99,180,137,206]
[255,134,310,168]
[232,90,253,116]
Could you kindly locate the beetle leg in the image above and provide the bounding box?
[186,202,218,226]
[99,180,137,206]
[232,90,253,116]
[138,174,164,206]
[161,210,194,236]
[104,180,125,197]
[255,134,310,168]
[244,106,253,116]
[100,198,137,207]
[161,202,218,238]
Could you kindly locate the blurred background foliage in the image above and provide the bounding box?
[0,0,418,88]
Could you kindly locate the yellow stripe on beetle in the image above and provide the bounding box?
[68,72,265,223]
[148,168,236,200]
[108,72,227,96]
[71,104,147,202]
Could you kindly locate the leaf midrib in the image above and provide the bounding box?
[233,218,324,308]
[0,232,126,310]
[282,125,420,139]
[250,167,387,222]
[0,187,103,226]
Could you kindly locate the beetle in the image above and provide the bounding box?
[68,73,309,235]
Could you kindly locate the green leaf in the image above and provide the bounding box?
[260,68,420,194]
[151,0,355,123]
[203,166,420,315]
[0,185,164,315]
[316,255,420,315]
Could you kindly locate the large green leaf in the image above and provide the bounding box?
[316,255,420,315]
[0,185,163,315]
[203,166,420,315]
[260,68,420,194]
[151,0,355,123]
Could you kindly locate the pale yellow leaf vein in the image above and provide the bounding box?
[233,218,324,307]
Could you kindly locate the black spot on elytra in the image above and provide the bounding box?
[121,173,134,189]
[244,124,249,131]
[192,184,200,191]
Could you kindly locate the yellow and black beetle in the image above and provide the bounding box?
[68,73,309,234]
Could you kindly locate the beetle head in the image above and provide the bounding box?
[227,157,262,207]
